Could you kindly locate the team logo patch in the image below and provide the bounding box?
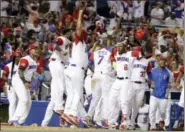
[164,75,167,80]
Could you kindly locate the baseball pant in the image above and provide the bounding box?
[108,79,128,125]
[87,72,102,118]
[101,74,115,121]
[129,82,145,126]
[49,60,65,111]
[84,75,92,97]
[178,88,184,108]
[11,77,32,124]
[149,96,168,129]
[120,80,133,120]
[64,65,85,116]
[7,86,17,123]
[41,101,55,126]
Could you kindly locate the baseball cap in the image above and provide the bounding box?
[133,46,142,52]
[27,44,38,52]
[13,49,22,57]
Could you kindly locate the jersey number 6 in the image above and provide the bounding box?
[124,64,128,70]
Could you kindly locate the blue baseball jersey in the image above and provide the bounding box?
[148,67,173,99]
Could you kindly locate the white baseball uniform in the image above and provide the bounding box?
[137,104,149,131]
[84,69,93,97]
[88,48,115,122]
[11,55,37,124]
[42,36,70,126]
[3,62,18,123]
[64,29,88,117]
[108,51,135,125]
[129,58,151,127]
[48,36,70,111]
[178,78,184,108]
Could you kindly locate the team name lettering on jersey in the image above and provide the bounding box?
[117,57,129,62]
[133,64,147,70]
[98,51,107,57]
[28,65,37,70]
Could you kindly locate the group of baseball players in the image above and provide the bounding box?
[1,9,184,131]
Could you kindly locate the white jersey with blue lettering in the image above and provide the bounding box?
[137,104,149,130]
[14,55,37,82]
[93,48,114,74]
[115,51,135,78]
[131,58,149,83]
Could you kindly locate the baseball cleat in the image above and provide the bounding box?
[103,121,109,129]
[159,120,165,130]
[12,121,21,126]
[61,114,74,125]
[67,115,79,127]
[119,123,128,130]
[8,121,13,126]
[54,110,64,116]
[82,117,95,128]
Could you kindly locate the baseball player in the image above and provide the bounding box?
[128,48,152,130]
[148,56,173,130]
[11,44,39,126]
[136,99,149,131]
[1,50,22,125]
[83,39,116,128]
[42,32,71,126]
[173,65,184,129]
[107,42,136,129]
[62,9,89,126]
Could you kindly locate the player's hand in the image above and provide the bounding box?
[150,82,155,89]
[171,83,177,88]
[24,82,30,89]
[63,52,68,56]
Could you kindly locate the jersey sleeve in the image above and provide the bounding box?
[147,62,152,73]
[131,51,139,59]
[180,65,184,74]
[89,53,94,65]
[110,48,117,62]
[19,59,29,70]
[74,29,87,44]
[169,71,174,84]
[2,66,9,78]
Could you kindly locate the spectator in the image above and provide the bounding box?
[1,0,9,18]
[150,2,164,26]
[133,0,145,23]
[172,0,184,27]
[165,12,179,27]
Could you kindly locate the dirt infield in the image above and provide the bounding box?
[1,126,143,132]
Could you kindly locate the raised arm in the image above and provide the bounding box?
[76,10,83,38]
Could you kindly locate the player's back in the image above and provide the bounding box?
[71,41,88,68]
[93,48,113,74]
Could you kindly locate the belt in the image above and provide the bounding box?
[133,81,143,84]
[117,77,128,80]
[70,64,85,70]
[51,58,64,64]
